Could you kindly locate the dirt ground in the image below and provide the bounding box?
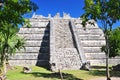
[90,77,120,80]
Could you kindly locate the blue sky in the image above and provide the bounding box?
[29,0,85,18]
[28,0,120,29]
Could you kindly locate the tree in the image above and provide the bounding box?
[0,23,25,74]
[0,0,38,27]
[0,0,38,74]
[109,27,120,57]
[81,0,120,80]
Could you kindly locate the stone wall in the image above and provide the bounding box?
[53,48,82,70]
[9,14,120,68]
[9,18,50,67]
[74,19,120,65]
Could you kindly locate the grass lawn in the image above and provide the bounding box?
[6,66,120,80]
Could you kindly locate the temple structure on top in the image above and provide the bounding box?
[32,12,72,19]
[9,13,120,71]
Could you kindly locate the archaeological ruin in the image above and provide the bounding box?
[9,13,120,71]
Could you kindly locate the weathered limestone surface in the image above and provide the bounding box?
[9,13,120,68]
[74,19,106,65]
[70,20,87,64]
[54,48,82,70]
[54,20,74,48]
[9,18,50,67]
[50,19,82,71]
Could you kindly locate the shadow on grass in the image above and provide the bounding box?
[23,72,83,80]
[89,66,120,77]
[110,70,120,77]
[89,70,106,76]
[91,66,106,69]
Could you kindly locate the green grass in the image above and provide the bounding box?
[6,66,120,80]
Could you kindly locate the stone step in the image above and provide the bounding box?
[15,52,49,55]
[26,26,48,28]
[81,40,105,42]
[20,34,49,40]
[88,59,106,65]
[75,23,100,29]
[19,33,49,37]
[25,40,49,47]
[79,35,105,40]
[10,53,38,60]
[75,24,97,28]
[30,18,49,22]
[83,47,102,53]
[88,58,120,65]
[76,28,103,33]
[9,59,49,67]
[30,21,49,27]
[85,52,106,59]
[9,60,37,66]
[77,32,104,35]
[10,53,49,60]
[25,40,42,47]
[19,28,49,34]
[81,40,105,47]
[19,27,49,34]
[17,47,49,53]
[53,20,75,48]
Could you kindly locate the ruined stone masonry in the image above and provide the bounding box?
[9,13,120,70]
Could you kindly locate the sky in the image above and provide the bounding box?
[29,0,85,18]
[28,0,120,29]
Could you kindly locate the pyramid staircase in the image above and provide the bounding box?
[50,19,87,70]
[74,19,106,65]
[9,18,50,68]
[9,16,120,69]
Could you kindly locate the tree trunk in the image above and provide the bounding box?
[59,69,63,80]
[1,54,7,75]
[3,58,7,74]
[106,35,111,80]
[106,53,110,80]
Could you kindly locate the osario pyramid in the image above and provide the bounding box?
[9,13,120,71]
